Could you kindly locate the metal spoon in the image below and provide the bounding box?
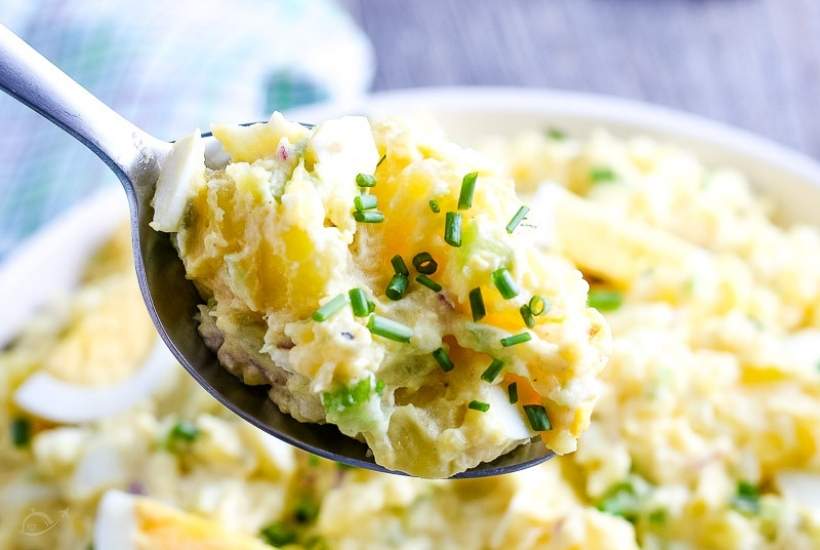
[0,25,552,478]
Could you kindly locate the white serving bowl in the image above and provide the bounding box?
[3,86,819,346]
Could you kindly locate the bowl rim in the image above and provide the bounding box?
[289,85,820,183]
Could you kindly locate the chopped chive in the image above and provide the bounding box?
[367,299,376,313]
[432,347,454,372]
[367,315,413,343]
[444,212,462,247]
[391,254,409,276]
[458,172,478,210]
[520,304,535,328]
[412,252,438,274]
[523,404,551,431]
[386,273,408,300]
[529,295,548,316]
[375,379,385,395]
[468,400,490,412]
[547,128,566,140]
[596,479,644,520]
[416,274,442,292]
[312,294,348,321]
[732,481,761,515]
[376,154,387,168]
[481,358,504,383]
[506,205,529,234]
[648,508,668,525]
[356,173,376,187]
[10,417,31,448]
[293,497,320,524]
[353,210,384,223]
[349,288,370,317]
[260,522,298,547]
[587,289,623,311]
[354,194,378,211]
[169,420,200,443]
[322,379,374,413]
[589,167,617,184]
[492,267,519,299]
[429,199,440,213]
[508,383,519,404]
[501,332,531,347]
[469,287,486,321]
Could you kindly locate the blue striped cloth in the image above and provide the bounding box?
[0,0,373,258]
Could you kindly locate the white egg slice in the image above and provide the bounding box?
[309,115,379,183]
[13,338,176,423]
[150,130,205,232]
[485,384,534,442]
[94,491,137,550]
[94,490,271,550]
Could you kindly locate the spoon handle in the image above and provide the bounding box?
[0,24,167,189]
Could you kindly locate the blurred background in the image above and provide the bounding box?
[3,0,820,257]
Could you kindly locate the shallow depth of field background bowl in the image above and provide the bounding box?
[2,87,819,476]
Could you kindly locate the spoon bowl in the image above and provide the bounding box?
[0,25,553,477]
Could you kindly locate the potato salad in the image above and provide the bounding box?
[1,121,819,549]
[149,113,610,477]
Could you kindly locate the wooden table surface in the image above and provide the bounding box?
[341,0,820,159]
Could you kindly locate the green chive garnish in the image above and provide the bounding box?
[349,288,370,317]
[429,199,440,213]
[412,252,437,274]
[169,420,200,443]
[386,273,408,300]
[520,304,535,328]
[391,254,409,276]
[523,404,551,431]
[481,358,504,383]
[458,172,478,210]
[376,154,387,168]
[293,497,320,524]
[444,212,462,247]
[492,267,519,299]
[416,274,442,292]
[648,508,668,525]
[589,167,617,184]
[432,347,454,372]
[312,294,348,321]
[587,289,623,311]
[469,287,486,321]
[260,522,298,547]
[10,417,31,448]
[506,206,529,234]
[547,128,566,140]
[508,383,518,404]
[501,332,531,347]
[529,295,548,316]
[354,194,378,211]
[367,299,376,313]
[353,210,384,223]
[468,400,490,412]
[356,173,376,187]
[732,481,761,515]
[368,315,413,343]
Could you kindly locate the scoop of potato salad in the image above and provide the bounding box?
[149,113,610,477]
